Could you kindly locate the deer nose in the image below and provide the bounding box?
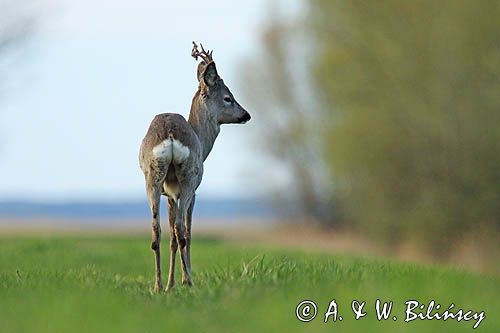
[239,112,251,124]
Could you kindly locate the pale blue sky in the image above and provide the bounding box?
[0,0,299,201]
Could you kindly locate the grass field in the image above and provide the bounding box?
[0,235,498,332]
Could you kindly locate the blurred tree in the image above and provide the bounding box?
[241,7,334,223]
[0,0,37,93]
[244,0,499,258]
[312,0,500,257]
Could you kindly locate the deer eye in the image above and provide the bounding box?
[223,96,232,103]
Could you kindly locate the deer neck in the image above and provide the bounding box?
[188,90,220,161]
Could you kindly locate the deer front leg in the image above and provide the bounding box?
[166,197,177,292]
[146,179,163,293]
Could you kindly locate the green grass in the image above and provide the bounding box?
[0,235,498,332]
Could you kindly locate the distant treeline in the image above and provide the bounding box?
[0,198,279,220]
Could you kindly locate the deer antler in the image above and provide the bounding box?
[191,41,213,64]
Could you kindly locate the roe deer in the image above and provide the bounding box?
[139,42,251,292]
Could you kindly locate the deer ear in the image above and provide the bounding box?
[203,62,218,87]
[196,63,206,82]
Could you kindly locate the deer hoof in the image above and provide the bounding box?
[154,281,163,293]
[182,279,193,287]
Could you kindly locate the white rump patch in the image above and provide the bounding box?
[152,138,190,164]
[152,139,172,159]
[171,139,190,163]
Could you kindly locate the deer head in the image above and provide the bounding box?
[191,41,251,124]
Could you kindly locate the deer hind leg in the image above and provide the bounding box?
[166,197,177,291]
[174,192,194,286]
[145,169,165,293]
